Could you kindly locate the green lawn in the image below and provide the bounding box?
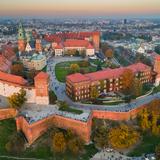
[128,133,160,157]
[59,106,83,114]
[55,61,97,82]
[152,85,160,94]
[0,119,16,154]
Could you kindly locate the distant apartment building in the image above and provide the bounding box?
[66,63,152,101]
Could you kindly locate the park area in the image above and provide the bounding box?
[55,60,97,82]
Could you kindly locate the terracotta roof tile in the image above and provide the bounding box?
[0,71,27,85]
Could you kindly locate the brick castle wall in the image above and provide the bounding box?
[16,105,146,145]
[0,108,17,120]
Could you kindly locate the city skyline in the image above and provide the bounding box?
[0,0,160,18]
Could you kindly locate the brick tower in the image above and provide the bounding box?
[34,72,49,105]
[35,39,42,52]
[18,21,26,52]
[154,55,160,86]
[92,32,100,52]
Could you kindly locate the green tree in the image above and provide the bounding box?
[53,132,66,153]
[93,126,109,148]
[156,144,160,160]
[70,64,80,73]
[8,89,26,109]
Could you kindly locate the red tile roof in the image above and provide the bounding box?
[64,39,89,48]
[34,72,49,80]
[0,71,27,85]
[67,63,151,83]
[44,31,100,43]
[55,43,63,49]
[0,55,11,72]
[67,73,90,83]
[87,43,94,49]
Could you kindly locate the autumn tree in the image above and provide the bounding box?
[68,137,84,155]
[99,80,105,92]
[105,49,113,59]
[132,79,142,97]
[138,108,150,131]
[70,64,80,73]
[90,86,99,100]
[11,63,24,77]
[53,132,66,153]
[121,69,134,94]
[108,124,140,149]
[8,89,27,109]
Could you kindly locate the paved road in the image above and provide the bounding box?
[47,56,160,112]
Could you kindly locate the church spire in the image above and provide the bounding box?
[18,20,26,40]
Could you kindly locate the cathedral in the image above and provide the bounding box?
[18,22,46,71]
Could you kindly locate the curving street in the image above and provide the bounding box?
[47,56,160,112]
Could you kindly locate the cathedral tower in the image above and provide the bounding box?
[18,21,26,52]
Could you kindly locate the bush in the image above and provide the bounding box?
[49,91,57,104]
[5,132,25,155]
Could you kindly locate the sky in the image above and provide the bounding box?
[0,0,160,18]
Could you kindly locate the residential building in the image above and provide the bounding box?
[66,63,152,101]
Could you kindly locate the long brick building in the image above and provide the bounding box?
[66,63,152,101]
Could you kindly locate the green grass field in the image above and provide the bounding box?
[128,133,160,157]
[55,61,97,82]
[0,119,16,155]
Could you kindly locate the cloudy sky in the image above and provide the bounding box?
[0,0,160,18]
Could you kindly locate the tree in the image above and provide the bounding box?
[80,50,86,58]
[105,49,113,59]
[156,144,160,160]
[70,64,80,73]
[138,108,150,131]
[96,63,102,71]
[68,137,84,155]
[8,89,27,109]
[121,69,134,94]
[90,86,99,100]
[93,126,109,148]
[99,80,105,92]
[132,79,142,97]
[108,124,140,149]
[5,132,25,155]
[155,45,160,54]
[53,132,66,153]
[27,69,38,81]
[11,63,24,77]
[49,91,57,104]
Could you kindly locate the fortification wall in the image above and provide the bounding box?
[16,114,92,144]
[0,108,17,120]
[16,105,146,145]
